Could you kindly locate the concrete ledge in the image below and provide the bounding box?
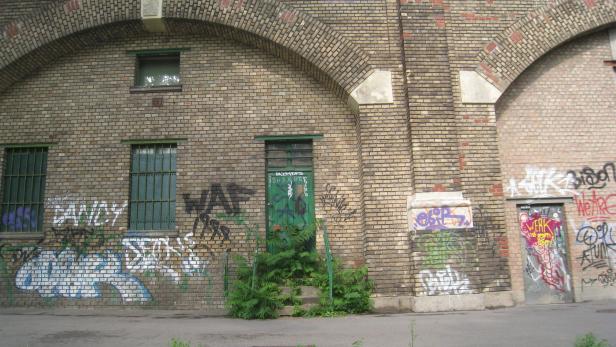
[411,293,485,312]
[459,71,502,104]
[484,291,515,309]
[348,70,393,113]
[141,0,166,32]
[372,295,413,313]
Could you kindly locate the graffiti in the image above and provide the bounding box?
[506,166,576,197]
[1,207,37,231]
[15,249,150,302]
[320,183,357,223]
[567,162,616,190]
[418,230,473,269]
[576,222,616,271]
[582,269,616,288]
[473,205,508,258]
[49,225,119,257]
[574,191,616,222]
[183,184,255,243]
[52,200,127,227]
[419,265,472,295]
[191,213,231,243]
[519,210,569,292]
[411,206,473,231]
[123,232,206,284]
[268,173,313,231]
[182,183,255,216]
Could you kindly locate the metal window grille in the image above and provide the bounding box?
[129,144,176,231]
[0,147,48,232]
[265,141,313,171]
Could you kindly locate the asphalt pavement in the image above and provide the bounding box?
[0,300,615,347]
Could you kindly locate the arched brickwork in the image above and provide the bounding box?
[0,0,373,99]
[474,0,616,92]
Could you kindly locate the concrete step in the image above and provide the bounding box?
[279,286,321,316]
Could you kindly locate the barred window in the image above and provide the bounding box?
[0,147,48,232]
[129,144,176,231]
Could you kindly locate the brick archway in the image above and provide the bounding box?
[471,0,616,98]
[0,0,374,102]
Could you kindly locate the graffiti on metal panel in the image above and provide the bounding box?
[15,249,150,302]
[576,222,616,271]
[567,162,616,190]
[519,210,569,292]
[418,230,473,269]
[574,191,616,223]
[269,173,311,229]
[123,232,207,284]
[1,207,37,231]
[412,206,473,231]
[320,183,357,223]
[506,166,576,198]
[183,183,255,243]
[419,265,472,295]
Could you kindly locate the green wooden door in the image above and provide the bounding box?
[266,141,315,251]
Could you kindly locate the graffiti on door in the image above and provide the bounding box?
[268,172,314,232]
[519,205,572,303]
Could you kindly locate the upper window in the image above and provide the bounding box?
[265,141,314,171]
[129,144,176,231]
[135,52,181,88]
[0,147,48,232]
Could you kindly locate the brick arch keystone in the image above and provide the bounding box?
[0,0,388,111]
[461,0,616,104]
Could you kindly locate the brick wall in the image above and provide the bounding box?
[0,32,365,308]
[0,0,614,311]
[497,29,616,303]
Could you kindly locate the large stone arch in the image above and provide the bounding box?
[461,0,616,103]
[0,0,388,109]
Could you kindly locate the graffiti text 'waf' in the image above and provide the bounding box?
[182,183,255,242]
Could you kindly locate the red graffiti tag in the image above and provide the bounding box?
[574,191,616,223]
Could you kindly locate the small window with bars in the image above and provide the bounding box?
[0,147,48,232]
[129,144,176,231]
[266,141,313,171]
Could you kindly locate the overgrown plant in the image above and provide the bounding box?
[226,223,373,319]
[226,255,283,319]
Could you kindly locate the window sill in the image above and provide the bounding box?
[0,232,44,240]
[129,85,182,94]
[124,230,178,238]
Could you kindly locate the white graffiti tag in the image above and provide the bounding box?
[123,232,206,283]
[16,249,150,302]
[52,200,128,227]
[506,167,577,198]
[419,265,472,295]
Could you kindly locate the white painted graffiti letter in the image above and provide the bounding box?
[52,199,127,227]
[15,249,150,302]
[123,232,206,283]
[419,265,472,295]
[507,167,577,198]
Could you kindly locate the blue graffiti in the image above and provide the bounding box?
[16,249,150,302]
[415,207,469,231]
[2,207,37,231]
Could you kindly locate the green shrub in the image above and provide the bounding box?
[226,224,373,319]
[575,333,610,347]
[226,256,283,319]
